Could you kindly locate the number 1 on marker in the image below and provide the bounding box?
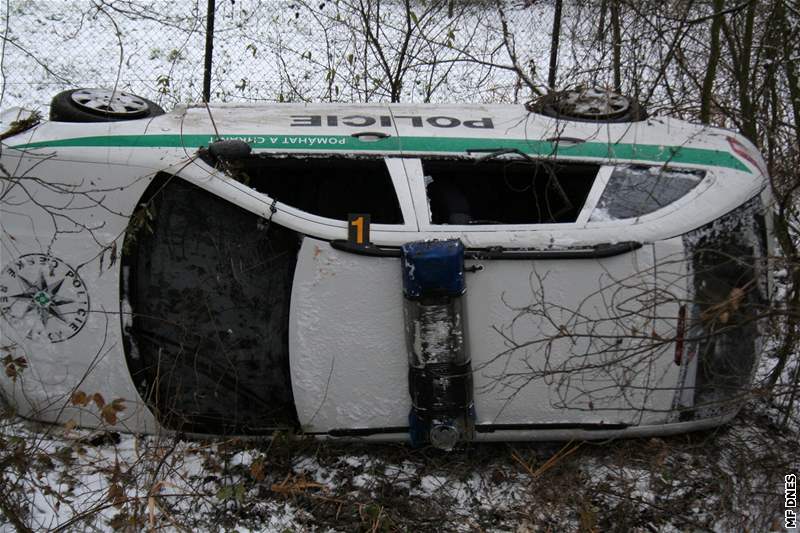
[347,213,370,246]
[352,216,364,243]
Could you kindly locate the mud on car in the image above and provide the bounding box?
[0,88,771,449]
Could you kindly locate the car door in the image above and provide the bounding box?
[287,106,687,437]
[401,154,686,430]
[286,154,422,435]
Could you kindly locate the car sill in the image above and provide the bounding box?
[330,239,643,260]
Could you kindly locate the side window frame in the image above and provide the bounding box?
[583,166,718,228]
[176,155,418,241]
[384,157,418,231]
[404,157,599,232]
[574,165,614,225]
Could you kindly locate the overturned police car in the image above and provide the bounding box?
[0,88,771,448]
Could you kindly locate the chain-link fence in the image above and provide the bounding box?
[2,0,589,112]
[2,0,735,120]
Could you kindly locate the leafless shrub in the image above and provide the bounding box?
[1,1,798,531]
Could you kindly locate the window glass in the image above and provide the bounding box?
[230,156,404,224]
[591,165,704,221]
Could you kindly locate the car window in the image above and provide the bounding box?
[231,155,404,224]
[590,165,705,221]
[421,158,599,225]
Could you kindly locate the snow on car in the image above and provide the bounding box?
[0,88,770,449]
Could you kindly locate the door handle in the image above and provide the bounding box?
[351,131,391,142]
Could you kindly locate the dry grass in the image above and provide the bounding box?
[0,399,797,532]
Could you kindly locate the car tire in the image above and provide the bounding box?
[49,88,165,122]
[528,87,648,123]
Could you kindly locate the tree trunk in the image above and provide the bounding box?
[777,0,800,151]
[610,0,622,92]
[700,0,724,124]
[737,0,758,142]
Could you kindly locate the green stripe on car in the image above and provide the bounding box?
[10,134,750,172]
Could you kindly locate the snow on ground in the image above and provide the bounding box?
[1,399,797,531]
[1,1,798,531]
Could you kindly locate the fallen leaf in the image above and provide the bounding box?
[271,473,325,495]
[101,399,125,425]
[250,458,266,481]
[71,391,90,407]
[92,393,106,409]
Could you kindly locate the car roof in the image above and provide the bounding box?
[1,103,768,247]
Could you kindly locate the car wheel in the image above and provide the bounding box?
[49,88,165,122]
[528,87,648,122]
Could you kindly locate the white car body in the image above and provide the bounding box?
[0,102,770,444]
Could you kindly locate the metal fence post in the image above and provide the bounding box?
[547,0,562,90]
[203,0,216,102]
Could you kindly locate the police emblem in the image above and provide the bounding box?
[0,254,90,343]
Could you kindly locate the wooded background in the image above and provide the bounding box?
[1,2,799,530]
